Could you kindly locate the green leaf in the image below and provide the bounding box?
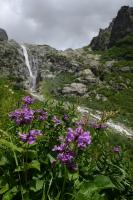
[0,156,8,166]
[2,192,11,200]
[26,160,40,171]
[15,160,40,172]
[30,179,44,192]
[2,186,18,200]
[0,184,9,195]
[47,153,56,163]
[0,139,23,153]
[27,150,37,159]
[74,175,115,200]
[93,175,116,190]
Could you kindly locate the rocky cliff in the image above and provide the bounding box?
[90,6,133,50]
[0,29,84,90]
[0,28,8,41]
[0,37,30,89]
[0,4,132,98]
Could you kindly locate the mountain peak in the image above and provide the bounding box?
[0,28,8,41]
[90,5,133,50]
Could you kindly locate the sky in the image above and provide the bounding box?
[0,0,133,50]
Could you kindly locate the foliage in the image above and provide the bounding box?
[0,77,26,130]
[101,34,133,61]
[0,95,133,200]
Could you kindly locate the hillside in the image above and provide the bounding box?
[90,6,133,50]
[0,4,133,200]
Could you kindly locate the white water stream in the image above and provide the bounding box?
[77,106,133,137]
[21,44,37,92]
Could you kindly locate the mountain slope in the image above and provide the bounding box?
[90,6,133,50]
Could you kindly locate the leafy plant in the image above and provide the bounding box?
[0,95,133,200]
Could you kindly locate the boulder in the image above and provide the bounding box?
[119,66,133,72]
[76,68,98,84]
[62,83,87,95]
[78,69,94,76]
[95,94,108,102]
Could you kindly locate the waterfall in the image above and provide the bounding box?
[21,44,37,92]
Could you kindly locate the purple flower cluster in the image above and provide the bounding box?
[9,107,34,125]
[113,146,121,153]
[63,114,69,121]
[35,109,48,121]
[52,143,76,171]
[66,126,91,149]
[52,143,66,152]
[90,121,108,130]
[57,151,75,164]
[52,116,62,126]
[75,120,84,126]
[52,126,91,171]
[78,132,91,149]
[19,129,42,144]
[22,96,35,105]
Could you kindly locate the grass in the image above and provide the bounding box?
[41,72,75,99]
[0,76,26,130]
[0,75,133,199]
[41,69,133,128]
[113,60,133,68]
[101,34,133,61]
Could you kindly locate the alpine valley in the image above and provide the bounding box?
[0,5,133,200]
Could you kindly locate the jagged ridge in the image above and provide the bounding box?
[90,6,133,50]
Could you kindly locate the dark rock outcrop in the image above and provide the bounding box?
[90,6,133,50]
[109,6,133,47]
[90,21,114,51]
[0,28,8,41]
[0,40,28,87]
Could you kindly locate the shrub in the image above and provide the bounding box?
[0,96,133,199]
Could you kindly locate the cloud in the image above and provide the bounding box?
[0,0,133,49]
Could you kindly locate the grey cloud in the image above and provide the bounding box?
[0,0,133,49]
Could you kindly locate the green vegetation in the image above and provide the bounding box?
[40,34,133,130]
[41,72,75,99]
[41,69,133,128]
[0,93,133,200]
[113,60,133,68]
[0,75,133,199]
[0,77,26,130]
[101,34,133,61]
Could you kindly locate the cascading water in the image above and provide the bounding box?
[21,44,37,92]
[21,44,44,101]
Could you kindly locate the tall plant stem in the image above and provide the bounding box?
[10,136,24,200]
[24,143,29,186]
[61,166,67,200]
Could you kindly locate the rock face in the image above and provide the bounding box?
[0,40,27,84]
[0,29,26,84]
[0,28,8,41]
[90,22,113,51]
[109,6,133,47]
[90,6,133,50]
